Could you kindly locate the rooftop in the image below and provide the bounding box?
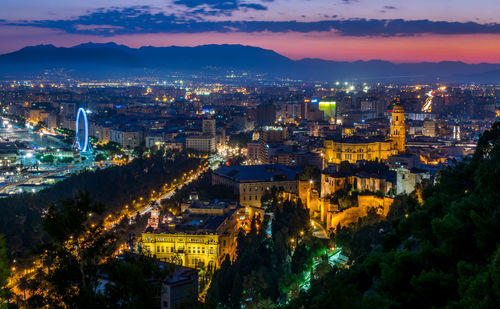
[213,164,301,183]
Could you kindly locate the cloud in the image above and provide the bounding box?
[4,6,500,37]
[173,0,269,15]
[240,3,267,10]
[383,6,397,10]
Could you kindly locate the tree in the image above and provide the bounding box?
[0,235,10,309]
[287,121,500,308]
[99,251,173,308]
[20,192,117,308]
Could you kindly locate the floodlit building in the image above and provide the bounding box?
[396,167,431,195]
[321,166,396,198]
[323,137,394,165]
[323,100,406,165]
[142,203,240,269]
[390,100,406,152]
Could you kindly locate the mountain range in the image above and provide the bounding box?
[0,42,499,83]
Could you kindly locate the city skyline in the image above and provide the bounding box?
[1,0,500,63]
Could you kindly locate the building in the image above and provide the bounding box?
[109,127,144,149]
[396,167,431,195]
[185,135,216,153]
[256,102,277,127]
[390,99,406,153]
[43,149,81,163]
[142,203,239,269]
[146,135,164,149]
[212,164,302,207]
[323,100,406,165]
[90,123,111,143]
[28,109,49,124]
[260,126,287,144]
[161,265,199,309]
[0,142,19,168]
[321,166,396,198]
[422,119,437,137]
[386,154,420,169]
[247,141,261,163]
[202,118,216,137]
[323,137,393,165]
[318,101,336,120]
[47,113,59,130]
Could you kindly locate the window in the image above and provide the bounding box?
[157,246,160,252]
[171,247,174,253]
[202,248,205,253]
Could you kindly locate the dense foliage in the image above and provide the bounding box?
[0,235,11,309]
[0,151,202,262]
[287,122,500,308]
[205,194,317,308]
[17,193,172,308]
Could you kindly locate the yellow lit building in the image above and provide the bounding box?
[323,100,406,165]
[323,138,393,164]
[141,202,243,270]
[390,99,406,152]
[142,232,231,270]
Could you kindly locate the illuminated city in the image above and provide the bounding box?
[0,1,500,308]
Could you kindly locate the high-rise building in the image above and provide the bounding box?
[202,118,216,137]
[390,99,406,153]
[256,102,276,127]
[301,99,310,119]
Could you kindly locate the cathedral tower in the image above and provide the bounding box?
[390,99,406,153]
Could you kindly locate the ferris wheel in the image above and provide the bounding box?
[74,107,92,154]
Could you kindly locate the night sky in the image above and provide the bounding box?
[1,0,499,63]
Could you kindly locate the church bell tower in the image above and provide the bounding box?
[390,98,406,153]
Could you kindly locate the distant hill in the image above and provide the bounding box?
[1,43,499,82]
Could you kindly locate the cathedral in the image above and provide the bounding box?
[323,99,406,165]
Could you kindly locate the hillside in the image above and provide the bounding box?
[1,43,500,82]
